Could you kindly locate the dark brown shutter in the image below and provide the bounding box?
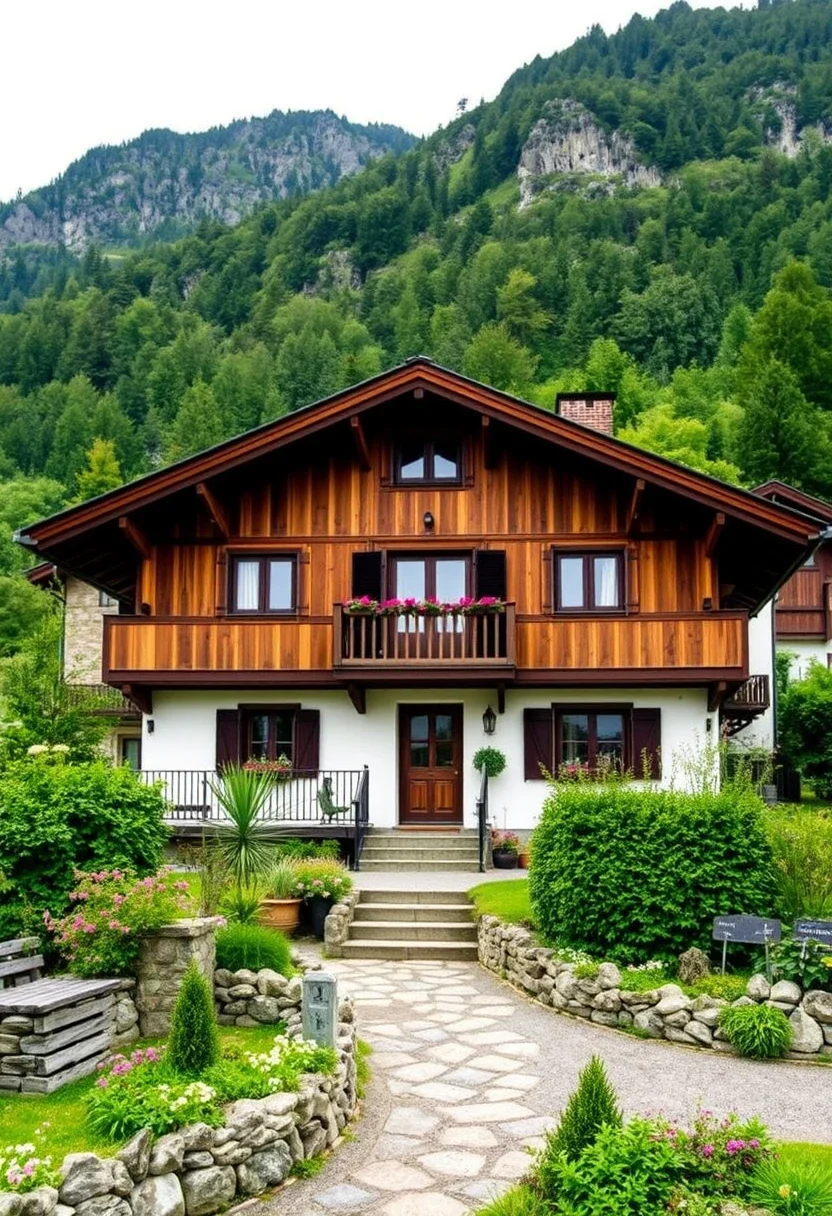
[524,709,553,780]
[352,551,383,600]
[295,709,320,774]
[475,550,507,600]
[216,709,242,769]
[632,708,661,779]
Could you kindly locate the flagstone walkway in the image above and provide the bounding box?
[267,959,832,1216]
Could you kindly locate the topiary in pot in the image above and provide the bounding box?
[473,747,507,779]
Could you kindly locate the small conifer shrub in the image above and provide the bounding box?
[167,958,220,1076]
[537,1055,622,1194]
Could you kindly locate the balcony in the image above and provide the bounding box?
[721,673,771,737]
[333,604,516,673]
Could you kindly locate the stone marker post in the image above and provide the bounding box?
[302,972,338,1048]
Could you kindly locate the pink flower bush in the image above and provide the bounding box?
[45,869,191,977]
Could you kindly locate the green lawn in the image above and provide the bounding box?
[778,1140,832,1169]
[469,878,534,926]
[0,1024,280,1158]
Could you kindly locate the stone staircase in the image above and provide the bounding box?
[358,828,481,872]
[340,889,478,961]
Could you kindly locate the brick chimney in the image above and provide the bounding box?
[555,393,615,436]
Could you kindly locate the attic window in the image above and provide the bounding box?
[395,441,461,485]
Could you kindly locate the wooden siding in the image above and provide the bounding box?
[775,563,832,639]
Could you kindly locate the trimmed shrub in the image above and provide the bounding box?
[0,759,168,939]
[529,782,776,962]
[216,923,293,975]
[538,1055,621,1185]
[168,959,220,1076]
[718,1003,793,1059]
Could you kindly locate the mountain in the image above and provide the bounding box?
[5,0,832,570]
[0,110,415,251]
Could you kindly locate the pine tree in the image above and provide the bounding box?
[167,959,219,1076]
[72,438,123,503]
[539,1055,622,1173]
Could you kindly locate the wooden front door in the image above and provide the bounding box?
[399,705,463,825]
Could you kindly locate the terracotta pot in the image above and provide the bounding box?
[258,897,303,934]
[492,848,518,870]
[518,851,530,870]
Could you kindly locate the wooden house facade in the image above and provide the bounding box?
[17,360,818,831]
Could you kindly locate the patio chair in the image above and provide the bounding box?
[317,777,351,820]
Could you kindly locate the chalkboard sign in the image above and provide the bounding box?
[794,919,832,946]
[712,915,782,945]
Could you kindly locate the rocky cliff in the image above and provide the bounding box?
[0,110,414,251]
[517,99,661,207]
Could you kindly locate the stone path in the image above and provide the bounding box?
[267,959,832,1216]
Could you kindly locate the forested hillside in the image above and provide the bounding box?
[0,110,414,252]
[4,0,832,650]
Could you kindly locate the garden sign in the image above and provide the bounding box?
[712,915,782,979]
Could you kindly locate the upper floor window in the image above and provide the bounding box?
[231,554,296,614]
[555,551,623,612]
[395,440,461,485]
[99,590,118,608]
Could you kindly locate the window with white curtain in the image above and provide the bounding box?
[231,555,296,614]
[555,551,623,612]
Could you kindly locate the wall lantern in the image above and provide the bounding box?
[482,705,497,735]
[423,511,435,531]
[147,719,155,734]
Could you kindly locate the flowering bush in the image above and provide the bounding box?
[653,1109,771,1199]
[44,869,191,977]
[0,1126,60,1193]
[86,1034,337,1141]
[87,1049,221,1140]
[491,830,520,854]
[344,596,504,616]
[293,860,353,902]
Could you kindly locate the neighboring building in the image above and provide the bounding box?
[26,563,142,767]
[16,360,818,837]
[755,481,832,681]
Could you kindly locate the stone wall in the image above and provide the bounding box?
[0,992,358,1216]
[215,968,308,1027]
[136,920,217,1038]
[478,915,832,1059]
[323,893,359,958]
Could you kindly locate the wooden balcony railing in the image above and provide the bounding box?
[333,604,516,667]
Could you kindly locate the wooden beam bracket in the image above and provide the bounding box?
[708,681,728,714]
[482,415,499,471]
[118,516,151,560]
[122,684,153,716]
[626,478,645,536]
[346,683,366,715]
[496,684,506,715]
[196,482,230,537]
[705,511,726,558]
[349,416,372,472]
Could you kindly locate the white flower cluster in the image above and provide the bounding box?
[625,958,665,972]
[157,1081,216,1110]
[0,1125,56,1191]
[243,1035,325,1092]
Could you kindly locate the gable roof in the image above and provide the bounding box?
[16,358,820,550]
[754,480,832,526]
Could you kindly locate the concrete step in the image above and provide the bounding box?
[361,849,480,863]
[358,859,482,872]
[358,889,472,905]
[353,902,473,923]
[340,940,479,962]
[362,838,480,853]
[367,829,478,837]
[349,920,478,942]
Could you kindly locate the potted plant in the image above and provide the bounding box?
[258,860,304,934]
[518,840,531,869]
[294,861,353,939]
[491,830,520,869]
[473,747,507,779]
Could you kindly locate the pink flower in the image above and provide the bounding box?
[113,894,125,906]
[108,920,121,930]
[96,1076,109,1089]
[22,1162,34,1177]
[144,1047,161,1062]
[701,1144,714,1158]
[749,1138,760,1149]
[175,881,189,891]
[82,923,96,934]
[726,1140,746,1155]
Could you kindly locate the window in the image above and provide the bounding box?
[558,710,626,771]
[245,710,295,762]
[523,705,661,780]
[391,554,468,631]
[555,551,623,612]
[230,554,296,614]
[99,590,118,608]
[395,440,461,484]
[119,736,141,770]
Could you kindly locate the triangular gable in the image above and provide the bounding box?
[18,358,818,549]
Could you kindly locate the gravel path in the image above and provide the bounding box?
[266,958,832,1216]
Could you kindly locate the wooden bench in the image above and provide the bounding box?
[0,938,120,1093]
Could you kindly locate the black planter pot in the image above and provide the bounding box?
[308,894,335,940]
[492,849,519,870]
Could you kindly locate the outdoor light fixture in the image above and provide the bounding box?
[702,597,713,611]
[483,705,497,735]
[147,720,155,734]
[423,511,435,530]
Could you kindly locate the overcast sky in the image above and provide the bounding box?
[1,0,746,203]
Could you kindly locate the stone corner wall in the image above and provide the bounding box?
[477,914,832,1059]
[323,893,359,958]
[136,919,217,1038]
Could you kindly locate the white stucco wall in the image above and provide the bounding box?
[780,638,832,681]
[732,602,775,750]
[141,685,711,831]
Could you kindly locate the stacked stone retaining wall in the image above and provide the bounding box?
[478,914,832,1059]
[136,920,217,1038]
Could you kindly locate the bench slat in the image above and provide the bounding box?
[0,938,40,960]
[0,955,44,980]
[0,977,120,1015]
